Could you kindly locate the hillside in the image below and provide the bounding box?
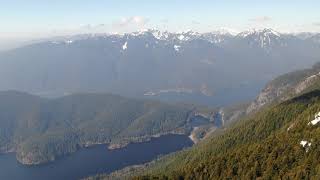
[87,65,320,180]
[125,89,320,179]
[0,91,200,165]
[247,62,320,113]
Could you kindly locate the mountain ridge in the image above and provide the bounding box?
[1,28,319,106]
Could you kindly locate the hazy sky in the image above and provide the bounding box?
[1,0,320,39]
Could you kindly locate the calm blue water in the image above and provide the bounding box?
[0,135,193,180]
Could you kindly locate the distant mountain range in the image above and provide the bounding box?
[0,28,319,105]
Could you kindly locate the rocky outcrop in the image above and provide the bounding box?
[246,83,290,114]
[294,72,320,94]
[247,69,320,114]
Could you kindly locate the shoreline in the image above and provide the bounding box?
[108,131,188,150]
[2,132,192,166]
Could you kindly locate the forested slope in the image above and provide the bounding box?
[0,91,193,165]
[132,90,320,179]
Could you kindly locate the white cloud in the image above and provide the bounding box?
[249,16,272,23]
[111,16,150,33]
[114,16,149,28]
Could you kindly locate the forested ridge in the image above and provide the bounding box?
[0,91,193,165]
[128,90,320,179]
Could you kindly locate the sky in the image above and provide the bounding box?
[1,0,320,40]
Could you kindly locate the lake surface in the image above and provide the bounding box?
[142,81,265,107]
[0,135,193,180]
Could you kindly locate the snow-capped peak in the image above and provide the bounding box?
[238,28,281,38]
[128,29,171,40]
[178,34,186,41]
[262,28,281,37]
[237,28,284,49]
[174,30,201,41]
[151,29,170,40]
[202,29,235,44]
[182,30,200,36]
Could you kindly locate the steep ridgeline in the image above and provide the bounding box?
[0,29,319,106]
[247,62,320,113]
[0,91,205,165]
[128,90,320,179]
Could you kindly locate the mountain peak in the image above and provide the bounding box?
[237,28,284,49]
[260,28,281,36]
[238,28,281,38]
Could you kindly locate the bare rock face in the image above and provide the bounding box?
[247,70,320,114]
[295,73,320,94]
[246,84,290,114]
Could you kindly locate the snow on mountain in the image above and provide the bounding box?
[151,30,170,40]
[65,40,73,44]
[174,45,181,52]
[236,28,285,49]
[308,112,320,125]
[1,27,320,107]
[165,30,201,42]
[238,28,281,38]
[122,42,128,50]
[44,28,319,51]
[178,35,186,41]
[202,32,233,44]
